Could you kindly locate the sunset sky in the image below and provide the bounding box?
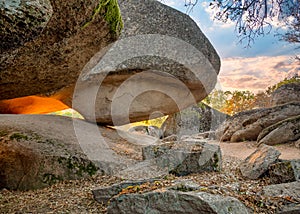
[163,0,300,93]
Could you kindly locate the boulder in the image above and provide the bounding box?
[163,103,227,138]
[216,102,300,142]
[267,160,300,184]
[0,114,158,190]
[239,145,281,179]
[257,115,300,146]
[116,140,221,179]
[69,0,220,125]
[271,82,300,106]
[107,189,249,214]
[0,0,121,100]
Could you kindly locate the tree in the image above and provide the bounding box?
[184,0,300,47]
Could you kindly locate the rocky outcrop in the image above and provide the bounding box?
[0,0,121,100]
[0,114,153,190]
[69,0,220,125]
[163,103,227,138]
[239,145,281,179]
[216,102,300,142]
[257,115,300,146]
[107,189,249,214]
[271,82,300,106]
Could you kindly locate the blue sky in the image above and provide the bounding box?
[162,0,299,92]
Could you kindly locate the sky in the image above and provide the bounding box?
[161,0,300,93]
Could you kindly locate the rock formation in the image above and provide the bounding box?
[257,115,300,146]
[216,102,300,142]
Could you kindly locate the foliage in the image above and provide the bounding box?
[204,75,299,115]
[266,74,300,94]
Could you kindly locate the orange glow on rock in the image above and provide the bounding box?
[0,96,69,114]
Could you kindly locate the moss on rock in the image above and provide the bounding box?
[84,0,123,35]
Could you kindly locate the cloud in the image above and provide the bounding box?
[218,55,300,93]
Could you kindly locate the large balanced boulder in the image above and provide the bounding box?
[216,102,300,142]
[271,82,300,106]
[107,189,249,214]
[68,0,220,125]
[0,0,121,100]
[257,115,300,146]
[163,103,227,137]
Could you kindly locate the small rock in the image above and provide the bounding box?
[239,145,281,179]
[107,190,249,214]
[92,179,159,204]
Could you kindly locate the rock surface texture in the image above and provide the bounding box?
[0,0,53,52]
[216,102,300,142]
[70,0,220,125]
[271,82,300,106]
[0,0,120,100]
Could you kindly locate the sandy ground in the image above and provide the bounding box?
[217,141,300,160]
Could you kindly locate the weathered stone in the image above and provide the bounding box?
[92,179,159,204]
[0,0,53,52]
[217,102,300,142]
[257,115,300,146]
[239,145,281,179]
[121,141,222,178]
[271,82,300,106]
[0,114,153,190]
[0,0,121,100]
[107,190,249,214]
[70,0,220,125]
[267,160,300,184]
[163,103,227,138]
